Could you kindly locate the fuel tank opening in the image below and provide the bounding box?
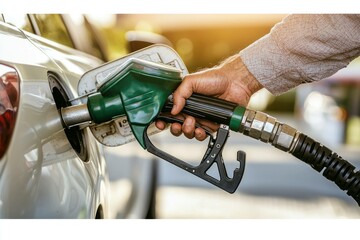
[48,73,88,162]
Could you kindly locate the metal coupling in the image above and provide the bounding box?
[239,109,300,152]
[60,104,92,128]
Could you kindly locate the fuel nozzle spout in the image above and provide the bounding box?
[59,104,91,128]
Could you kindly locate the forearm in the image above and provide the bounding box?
[240,14,360,95]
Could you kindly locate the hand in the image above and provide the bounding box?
[155,55,263,140]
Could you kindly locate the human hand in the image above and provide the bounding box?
[155,55,263,140]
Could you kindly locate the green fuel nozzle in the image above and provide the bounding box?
[60,56,247,193]
[86,58,183,148]
[74,57,248,150]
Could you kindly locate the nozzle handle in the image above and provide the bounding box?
[163,93,246,132]
[145,117,246,193]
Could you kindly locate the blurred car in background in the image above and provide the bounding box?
[295,59,360,147]
[0,14,162,218]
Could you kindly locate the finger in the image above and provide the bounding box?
[155,120,166,130]
[171,76,195,115]
[182,116,196,139]
[170,122,182,136]
[195,128,207,141]
[195,118,220,132]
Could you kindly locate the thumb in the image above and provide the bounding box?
[171,76,195,115]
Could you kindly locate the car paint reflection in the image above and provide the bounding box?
[0,82,93,218]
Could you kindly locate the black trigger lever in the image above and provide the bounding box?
[146,116,246,193]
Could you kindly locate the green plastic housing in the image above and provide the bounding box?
[87,59,182,148]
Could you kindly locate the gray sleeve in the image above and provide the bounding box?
[240,14,360,95]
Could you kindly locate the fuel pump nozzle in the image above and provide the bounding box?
[61,56,246,193]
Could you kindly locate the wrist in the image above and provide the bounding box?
[219,55,263,96]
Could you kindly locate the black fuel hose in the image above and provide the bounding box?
[292,133,360,205]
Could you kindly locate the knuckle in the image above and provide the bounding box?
[182,118,195,133]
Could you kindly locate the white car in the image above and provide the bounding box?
[0,14,157,218]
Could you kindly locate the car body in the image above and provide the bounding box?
[0,14,157,218]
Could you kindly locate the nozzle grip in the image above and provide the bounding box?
[163,93,246,131]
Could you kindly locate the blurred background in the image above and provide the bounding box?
[85,14,360,218]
